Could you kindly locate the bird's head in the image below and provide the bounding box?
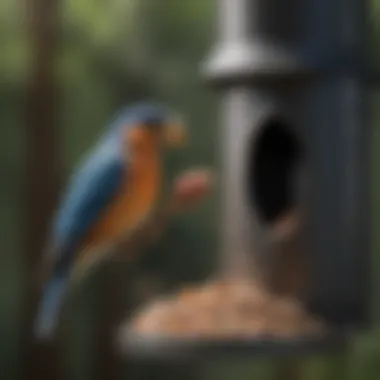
[110,102,187,155]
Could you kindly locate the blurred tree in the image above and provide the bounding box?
[22,0,62,379]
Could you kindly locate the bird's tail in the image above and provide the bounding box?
[34,271,69,342]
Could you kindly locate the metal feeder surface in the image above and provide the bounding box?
[119,0,372,360]
[119,330,350,362]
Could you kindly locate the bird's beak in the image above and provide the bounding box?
[163,122,187,148]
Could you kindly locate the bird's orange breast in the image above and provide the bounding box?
[78,151,161,258]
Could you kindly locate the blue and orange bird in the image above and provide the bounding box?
[34,102,186,341]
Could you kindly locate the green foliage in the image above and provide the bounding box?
[1,0,380,379]
[1,0,217,378]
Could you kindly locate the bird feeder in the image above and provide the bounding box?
[118,0,373,360]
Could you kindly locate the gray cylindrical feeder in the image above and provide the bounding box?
[204,0,371,328]
[120,0,372,359]
[203,0,314,283]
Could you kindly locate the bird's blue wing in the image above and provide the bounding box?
[35,139,127,341]
[51,140,126,268]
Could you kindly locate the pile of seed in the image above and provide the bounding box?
[126,278,327,339]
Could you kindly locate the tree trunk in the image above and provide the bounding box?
[22,0,61,379]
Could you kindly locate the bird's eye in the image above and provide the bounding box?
[143,115,163,129]
[145,121,163,130]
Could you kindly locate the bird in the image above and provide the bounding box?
[33,102,187,342]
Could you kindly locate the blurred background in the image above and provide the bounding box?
[1,0,380,379]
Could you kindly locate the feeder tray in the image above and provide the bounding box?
[119,330,348,361]
[117,278,350,361]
